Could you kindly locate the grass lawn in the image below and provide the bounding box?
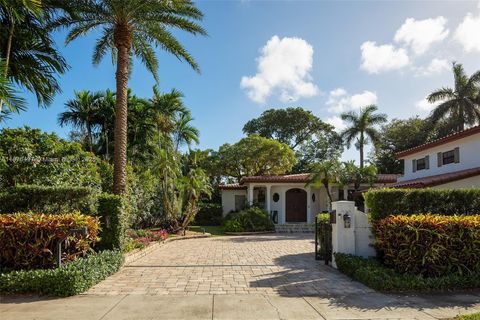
[455,313,480,320]
[189,225,225,236]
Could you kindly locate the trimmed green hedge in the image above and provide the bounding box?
[224,207,274,232]
[0,185,98,215]
[364,188,480,222]
[334,253,480,292]
[95,194,130,251]
[0,250,123,296]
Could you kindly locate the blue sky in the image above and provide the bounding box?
[3,0,480,163]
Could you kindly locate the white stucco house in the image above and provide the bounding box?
[393,125,480,188]
[219,173,397,225]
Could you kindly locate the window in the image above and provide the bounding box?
[442,150,455,165]
[438,148,459,166]
[338,189,345,201]
[416,158,426,170]
[273,193,280,202]
[234,195,246,211]
[413,155,429,172]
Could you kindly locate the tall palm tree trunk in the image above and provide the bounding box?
[359,132,364,169]
[113,26,131,195]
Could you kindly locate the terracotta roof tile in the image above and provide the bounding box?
[392,167,480,188]
[218,183,247,190]
[376,173,400,183]
[396,125,480,158]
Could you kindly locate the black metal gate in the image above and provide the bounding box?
[315,214,332,265]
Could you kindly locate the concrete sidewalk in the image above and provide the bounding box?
[1,291,479,320]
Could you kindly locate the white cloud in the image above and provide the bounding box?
[240,35,319,103]
[326,88,378,113]
[454,12,480,52]
[326,116,347,132]
[415,97,436,113]
[360,41,410,74]
[416,58,450,76]
[394,17,449,55]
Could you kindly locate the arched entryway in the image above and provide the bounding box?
[285,188,307,222]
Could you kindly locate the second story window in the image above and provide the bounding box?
[416,158,426,170]
[412,155,429,172]
[438,147,460,167]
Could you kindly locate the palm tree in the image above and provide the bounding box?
[340,105,387,168]
[0,59,25,115]
[96,89,115,160]
[58,90,103,152]
[427,62,480,132]
[63,0,206,195]
[173,112,199,151]
[1,0,69,111]
[151,87,189,138]
[307,159,340,206]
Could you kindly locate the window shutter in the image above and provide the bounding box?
[412,159,417,172]
[454,147,460,163]
[425,155,430,169]
[437,152,442,167]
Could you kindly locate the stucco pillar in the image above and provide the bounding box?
[266,185,271,213]
[331,201,356,268]
[248,184,254,206]
[306,187,312,223]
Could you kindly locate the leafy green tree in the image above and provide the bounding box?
[63,0,207,194]
[341,105,387,168]
[58,90,103,152]
[372,117,433,174]
[0,127,101,188]
[427,62,480,132]
[338,161,377,192]
[243,107,332,150]
[215,134,297,181]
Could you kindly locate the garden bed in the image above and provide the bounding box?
[334,253,480,292]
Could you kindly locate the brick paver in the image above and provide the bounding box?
[86,234,373,296]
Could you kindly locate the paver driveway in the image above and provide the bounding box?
[87,234,372,296]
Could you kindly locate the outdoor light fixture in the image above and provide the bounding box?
[55,227,88,268]
[343,213,351,228]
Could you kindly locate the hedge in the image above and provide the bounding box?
[95,194,130,251]
[0,250,123,296]
[364,188,480,222]
[0,185,98,215]
[334,253,480,292]
[224,207,274,232]
[374,214,480,277]
[193,203,223,226]
[0,212,100,270]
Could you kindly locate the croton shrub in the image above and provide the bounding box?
[374,214,480,277]
[0,212,100,270]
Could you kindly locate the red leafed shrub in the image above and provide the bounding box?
[374,214,480,277]
[0,212,100,270]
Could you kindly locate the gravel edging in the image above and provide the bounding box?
[124,233,211,265]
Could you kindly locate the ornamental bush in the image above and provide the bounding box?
[0,212,100,270]
[364,188,480,222]
[334,253,480,292]
[0,185,98,214]
[224,207,274,232]
[0,250,123,296]
[374,214,480,277]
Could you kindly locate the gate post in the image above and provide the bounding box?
[331,201,356,268]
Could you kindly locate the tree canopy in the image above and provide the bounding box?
[213,134,296,181]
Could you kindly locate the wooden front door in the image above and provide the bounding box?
[285,188,307,222]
